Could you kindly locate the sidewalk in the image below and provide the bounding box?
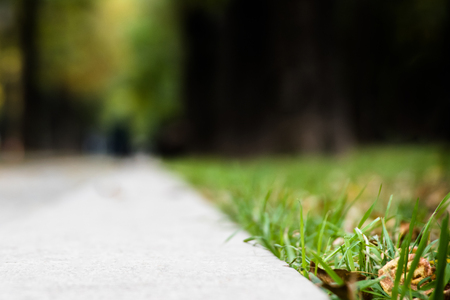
[0,158,328,300]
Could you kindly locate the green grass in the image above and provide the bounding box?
[166,146,450,300]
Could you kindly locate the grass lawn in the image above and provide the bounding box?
[166,146,450,300]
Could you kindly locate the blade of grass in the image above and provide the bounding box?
[284,228,296,263]
[412,194,450,252]
[261,189,272,213]
[224,228,241,243]
[341,185,367,221]
[299,201,308,278]
[392,237,409,299]
[431,213,449,300]
[344,237,356,272]
[357,276,386,291]
[382,218,395,260]
[315,212,329,275]
[435,193,450,212]
[330,180,349,225]
[424,239,440,259]
[445,264,450,288]
[317,212,329,257]
[311,251,344,286]
[243,236,256,242]
[384,195,393,219]
[401,200,426,299]
[361,217,381,233]
[355,227,370,270]
[324,216,379,264]
[357,185,381,228]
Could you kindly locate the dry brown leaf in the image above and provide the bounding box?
[310,262,368,300]
[444,284,450,300]
[378,254,435,296]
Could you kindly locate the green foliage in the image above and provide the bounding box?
[23,0,183,146]
[101,0,182,147]
[38,0,106,94]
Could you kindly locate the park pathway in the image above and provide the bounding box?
[0,157,327,300]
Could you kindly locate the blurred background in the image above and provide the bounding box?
[0,0,449,158]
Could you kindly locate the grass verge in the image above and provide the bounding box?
[166,146,450,300]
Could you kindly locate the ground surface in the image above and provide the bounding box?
[0,157,327,300]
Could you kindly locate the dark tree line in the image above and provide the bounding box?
[176,0,450,155]
[15,0,99,152]
[19,0,44,150]
[8,0,176,154]
[8,0,450,155]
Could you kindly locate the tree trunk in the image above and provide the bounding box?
[19,0,50,151]
[180,0,355,155]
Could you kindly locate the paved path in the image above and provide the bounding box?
[0,157,327,300]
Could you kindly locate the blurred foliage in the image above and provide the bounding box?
[0,0,22,139]
[0,0,185,148]
[1,0,449,150]
[38,0,107,95]
[35,0,182,148]
[168,146,450,207]
[101,0,182,148]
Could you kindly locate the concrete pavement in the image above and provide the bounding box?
[0,157,328,300]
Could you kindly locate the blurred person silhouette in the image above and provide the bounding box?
[109,124,131,157]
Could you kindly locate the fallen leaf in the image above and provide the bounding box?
[310,261,368,300]
[378,254,435,295]
[444,284,450,300]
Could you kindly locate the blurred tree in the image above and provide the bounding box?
[4,0,450,155]
[14,0,184,153]
[37,0,114,151]
[19,0,42,151]
[177,0,450,155]
[18,0,105,151]
[101,0,182,151]
[180,0,355,154]
[0,0,23,154]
